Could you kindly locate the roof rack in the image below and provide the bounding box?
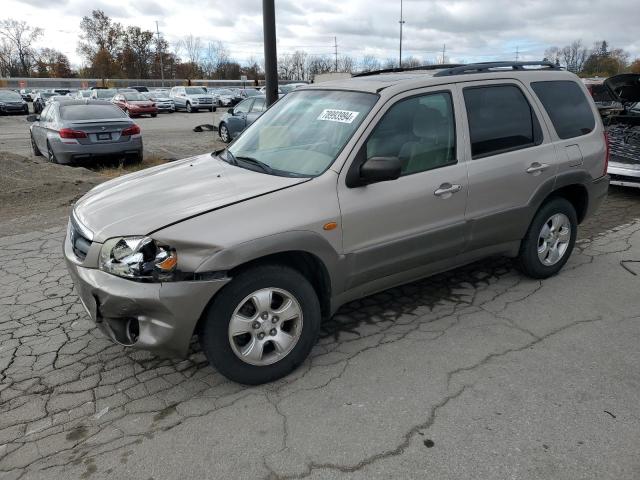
[433,61,562,77]
[353,64,464,78]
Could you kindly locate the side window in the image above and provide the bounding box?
[366,92,456,175]
[251,97,265,112]
[531,81,595,139]
[40,105,50,121]
[235,99,253,114]
[463,85,542,159]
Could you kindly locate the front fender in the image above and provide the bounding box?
[195,230,346,293]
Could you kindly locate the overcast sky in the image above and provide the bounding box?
[6,0,640,68]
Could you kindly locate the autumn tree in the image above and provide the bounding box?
[78,10,122,79]
[0,19,43,76]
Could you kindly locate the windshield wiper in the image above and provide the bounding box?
[235,155,275,175]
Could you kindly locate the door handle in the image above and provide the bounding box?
[526,162,549,175]
[434,183,462,198]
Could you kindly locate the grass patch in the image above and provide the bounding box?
[97,154,168,178]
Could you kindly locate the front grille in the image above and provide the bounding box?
[197,97,213,104]
[70,221,92,261]
[606,124,640,165]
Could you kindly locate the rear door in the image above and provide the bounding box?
[460,80,557,251]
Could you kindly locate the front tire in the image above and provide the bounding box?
[199,265,321,385]
[151,113,157,118]
[516,197,577,279]
[219,123,230,143]
[186,102,193,113]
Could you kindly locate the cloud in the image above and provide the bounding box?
[3,0,639,67]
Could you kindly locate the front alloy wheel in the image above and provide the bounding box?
[219,123,230,143]
[199,264,321,385]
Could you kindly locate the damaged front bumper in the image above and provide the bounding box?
[63,227,230,357]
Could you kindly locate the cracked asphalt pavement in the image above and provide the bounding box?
[1,190,640,479]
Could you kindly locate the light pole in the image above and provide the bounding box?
[155,21,164,87]
[399,0,405,68]
[262,0,278,106]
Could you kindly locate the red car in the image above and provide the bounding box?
[111,92,158,117]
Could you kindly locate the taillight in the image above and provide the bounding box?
[59,128,87,139]
[603,131,610,176]
[122,124,141,136]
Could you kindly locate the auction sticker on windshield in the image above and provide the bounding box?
[317,109,360,124]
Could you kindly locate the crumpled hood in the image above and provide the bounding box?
[604,74,640,103]
[74,153,307,242]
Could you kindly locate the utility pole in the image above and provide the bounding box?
[262,0,278,106]
[442,44,446,64]
[515,46,519,62]
[155,21,164,87]
[398,0,405,68]
[334,36,338,72]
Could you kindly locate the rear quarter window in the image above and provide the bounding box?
[531,81,595,139]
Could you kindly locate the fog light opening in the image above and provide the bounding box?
[126,317,140,344]
[104,316,139,346]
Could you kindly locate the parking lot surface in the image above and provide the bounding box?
[1,188,640,479]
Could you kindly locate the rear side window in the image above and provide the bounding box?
[60,104,126,120]
[463,85,542,159]
[531,81,595,139]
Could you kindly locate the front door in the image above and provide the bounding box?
[337,86,469,293]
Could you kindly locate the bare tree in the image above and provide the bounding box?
[202,40,229,78]
[338,55,355,73]
[561,40,588,73]
[543,46,561,65]
[0,19,43,76]
[359,54,381,72]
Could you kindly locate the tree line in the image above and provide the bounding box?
[2,11,640,81]
[544,40,640,77]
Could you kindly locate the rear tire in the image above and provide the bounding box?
[516,197,577,279]
[46,140,58,164]
[151,113,157,118]
[31,134,42,156]
[199,265,321,385]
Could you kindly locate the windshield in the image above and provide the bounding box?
[216,89,233,95]
[185,87,205,95]
[123,93,145,101]
[228,89,378,176]
[243,89,260,97]
[0,90,22,101]
[95,89,116,98]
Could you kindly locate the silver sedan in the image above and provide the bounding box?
[28,99,143,165]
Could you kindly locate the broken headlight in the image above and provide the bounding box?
[99,236,178,281]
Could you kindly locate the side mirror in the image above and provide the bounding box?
[26,114,39,122]
[359,157,401,185]
[227,108,234,114]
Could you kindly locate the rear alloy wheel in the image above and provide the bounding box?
[46,141,58,164]
[199,265,321,384]
[517,197,577,279]
[31,134,42,156]
[219,123,230,143]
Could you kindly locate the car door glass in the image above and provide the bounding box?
[235,99,252,114]
[463,84,542,159]
[366,92,456,175]
[251,98,265,112]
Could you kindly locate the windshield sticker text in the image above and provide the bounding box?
[317,109,359,124]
